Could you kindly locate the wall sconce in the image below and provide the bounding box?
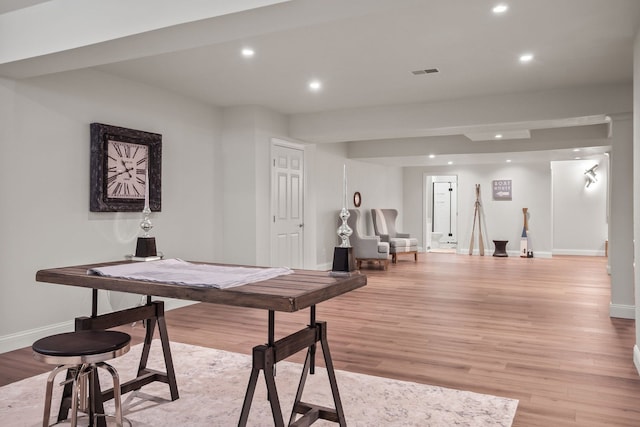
[584,164,598,188]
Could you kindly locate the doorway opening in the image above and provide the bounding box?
[424,175,458,253]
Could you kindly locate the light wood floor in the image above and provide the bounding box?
[2,254,639,426]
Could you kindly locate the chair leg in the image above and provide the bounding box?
[42,365,72,427]
[70,364,91,427]
[97,362,124,427]
[78,369,89,413]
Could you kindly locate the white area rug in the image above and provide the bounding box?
[1,341,518,426]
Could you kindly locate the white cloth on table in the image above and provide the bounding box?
[88,258,293,289]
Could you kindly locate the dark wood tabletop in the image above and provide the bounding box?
[36,261,367,312]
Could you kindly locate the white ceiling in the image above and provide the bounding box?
[0,0,50,14]
[91,0,640,115]
[2,0,639,165]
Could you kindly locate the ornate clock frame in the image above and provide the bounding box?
[90,123,162,212]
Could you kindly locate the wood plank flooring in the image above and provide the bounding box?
[2,254,639,426]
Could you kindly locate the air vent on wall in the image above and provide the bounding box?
[412,68,439,75]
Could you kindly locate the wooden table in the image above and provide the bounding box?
[36,261,367,427]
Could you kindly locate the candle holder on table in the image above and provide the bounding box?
[332,165,356,273]
[135,205,158,258]
[128,169,162,261]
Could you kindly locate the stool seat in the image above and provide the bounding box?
[33,330,130,365]
[33,330,131,427]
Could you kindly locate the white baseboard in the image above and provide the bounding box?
[634,345,640,376]
[610,303,635,319]
[0,299,196,355]
[552,249,607,256]
[0,320,74,354]
[317,262,333,271]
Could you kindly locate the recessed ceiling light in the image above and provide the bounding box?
[495,134,503,139]
[574,157,582,160]
[492,4,508,14]
[519,53,534,63]
[241,48,254,58]
[447,161,453,165]
[309,80,322,91]
[429,154,436,159]
[506,159,512,163]
[573,148,581,152]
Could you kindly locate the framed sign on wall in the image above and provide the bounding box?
[90,123,162,212]
[492,179,512,201]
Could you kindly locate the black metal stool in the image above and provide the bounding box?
[32,330,131,427]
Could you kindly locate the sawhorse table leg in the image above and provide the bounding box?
[57,294,179,426]
[238,307,346,427]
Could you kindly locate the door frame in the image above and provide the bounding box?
[423,173,458,252]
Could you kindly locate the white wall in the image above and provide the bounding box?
[608,115,635,319]
[254,108,289,267]
[404,163,552,257]
[0,69,221,351]
[633,27,640,374]
[219,106,288,267]
[405,160,609,258]
[551,159,608,255]
[220,107,259,265]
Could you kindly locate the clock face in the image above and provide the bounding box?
[106,140,148,199]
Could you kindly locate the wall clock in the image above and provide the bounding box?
[353,191,361,207]
[90,123,162,212]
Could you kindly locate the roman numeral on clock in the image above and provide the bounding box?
[113,143,124,158]
[113,182,122,195]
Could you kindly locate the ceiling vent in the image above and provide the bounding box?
[412,68,439,75]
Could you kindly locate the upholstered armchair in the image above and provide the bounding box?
[345,209,390,270]
[371,209,418,263]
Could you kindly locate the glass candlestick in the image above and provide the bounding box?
[135,206,157,258]
[140,206,153,237]
[337,207,352,247]
[134,167,157,258]
[140,167,153,237]
[336,165,352,247]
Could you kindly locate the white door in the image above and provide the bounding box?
[271,142,304,268]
